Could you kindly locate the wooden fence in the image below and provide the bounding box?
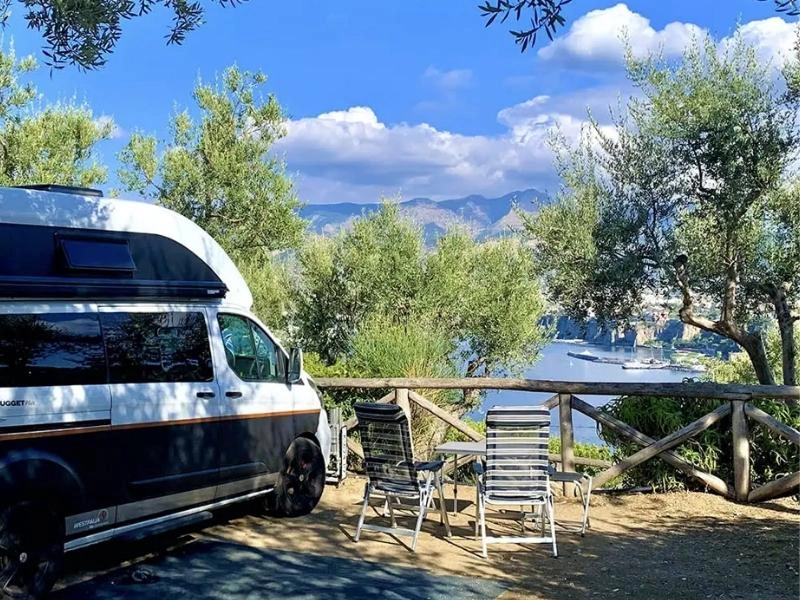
[315,378,800,503]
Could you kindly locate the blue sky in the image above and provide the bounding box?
[5,1,798,204]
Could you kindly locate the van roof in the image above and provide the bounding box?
[0,187,253,308]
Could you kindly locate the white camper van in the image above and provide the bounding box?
[0,184,331,598]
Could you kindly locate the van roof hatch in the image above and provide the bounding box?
[13,184,104,197]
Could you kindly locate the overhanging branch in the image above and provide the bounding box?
[673,258,720,335]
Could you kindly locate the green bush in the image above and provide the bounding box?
[549,437,613,478]
[303,351,372,422]
[305,315,465,457]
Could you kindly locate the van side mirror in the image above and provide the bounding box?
[287,347,303,384]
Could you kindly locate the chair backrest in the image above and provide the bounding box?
[484,405,551,503]
[354,403,419,495]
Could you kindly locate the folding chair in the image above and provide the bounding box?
[353,403,451,551]
[475,405,557,558]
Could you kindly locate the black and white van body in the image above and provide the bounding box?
[0,185,331,597]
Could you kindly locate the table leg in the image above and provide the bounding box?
[452,453,458,516]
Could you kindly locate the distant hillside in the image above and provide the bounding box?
[299,189,550,244]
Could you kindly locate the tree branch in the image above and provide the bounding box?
[689,142,714,198]
[674,259,722,335]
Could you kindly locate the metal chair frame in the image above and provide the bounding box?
[353,403,451,552]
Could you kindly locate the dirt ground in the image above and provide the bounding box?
[57,476,800,599]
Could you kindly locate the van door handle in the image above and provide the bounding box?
[225,391,243,399]
[196,391,216,399]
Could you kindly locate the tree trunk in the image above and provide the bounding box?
[740,332,776,386]
[675,289,777,386]
[462,357,485,409]
[778,316,797,387]
[767,283,797,387]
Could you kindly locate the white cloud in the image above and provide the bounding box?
[497,86,629,129]
[537,3,796,71]
[275,88,620,204]
[275,9,798,205]
[538,3,706,68]
[720,17,797,67]
[423,66,473,90]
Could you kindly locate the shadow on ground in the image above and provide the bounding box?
[52,485,800,600]
[53,539,506,600]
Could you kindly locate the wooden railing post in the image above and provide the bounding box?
[732,400,750,502]
[396,387,411,422]
[559,393,575,494]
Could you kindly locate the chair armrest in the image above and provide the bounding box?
[550,470,587,483]
[415,460,444,472]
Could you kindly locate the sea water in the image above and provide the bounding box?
[475,341,693,444]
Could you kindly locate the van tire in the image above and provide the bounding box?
[0,501,64,599]
[265,437,325,518]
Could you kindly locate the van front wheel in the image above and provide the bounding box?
[266,437,326,518]
[0,502,64,599]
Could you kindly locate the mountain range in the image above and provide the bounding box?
[299,189,550,243]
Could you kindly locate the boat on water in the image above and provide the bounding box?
[622,360,707,372]
[566,349,707,372]
[622,359,668,370]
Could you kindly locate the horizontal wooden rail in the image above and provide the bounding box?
[314,377,800,401]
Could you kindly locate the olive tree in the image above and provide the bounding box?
[118,66,304,327]
[292,202,424,364]
[420,228,549,379]
[523,34,800,386]
[0,46,113,186]
[118,66,304,259]
[293,203,550,383]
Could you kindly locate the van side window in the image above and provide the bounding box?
[0,313,106,387]
[102,311,213,384]
[218,314,284,382]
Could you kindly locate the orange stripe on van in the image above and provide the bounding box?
[0,423,112,441]
[0,409,321,441]
[112,408,321,430]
